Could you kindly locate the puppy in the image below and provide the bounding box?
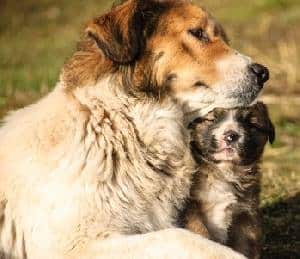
[185,102,275,259]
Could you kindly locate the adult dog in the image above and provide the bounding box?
[0,0,269,258]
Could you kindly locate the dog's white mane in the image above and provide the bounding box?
[0,77,196,257]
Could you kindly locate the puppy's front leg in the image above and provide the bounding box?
[69,228,246,259]
[228,211,261,259]
[184,201,210,239]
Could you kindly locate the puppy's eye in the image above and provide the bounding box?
[188,28,210,43]
[213,109,225,120]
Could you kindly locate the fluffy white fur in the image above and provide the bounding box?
[0,78,246,258]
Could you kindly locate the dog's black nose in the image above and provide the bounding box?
[249,63,269,86]
[224,130,240,144]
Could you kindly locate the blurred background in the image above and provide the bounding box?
[0,0,299,257]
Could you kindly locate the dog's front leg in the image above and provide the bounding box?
[68,228,246,259]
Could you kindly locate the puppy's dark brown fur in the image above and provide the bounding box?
[185,102,275,259]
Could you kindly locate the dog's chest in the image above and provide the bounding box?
[78,102,195,234]
[123,104,194,231]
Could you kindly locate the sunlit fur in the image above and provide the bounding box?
[0,0,267,258]
[185,102,275,259]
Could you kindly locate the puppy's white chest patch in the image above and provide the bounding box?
[195,175,237,243]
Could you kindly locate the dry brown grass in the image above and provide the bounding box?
[245,36,300,94]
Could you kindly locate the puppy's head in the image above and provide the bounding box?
[190,102,275,165]
[66,0,269,120]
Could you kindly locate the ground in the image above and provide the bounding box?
[0,0,299,258]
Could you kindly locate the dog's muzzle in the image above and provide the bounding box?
[248,63,269,87]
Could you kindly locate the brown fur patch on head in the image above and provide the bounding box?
[63,0,261,113]
[62,39,114,88]
[62,0,174,89]
[62,0,232,92]
[85,0,142,64]
[128,1,233,98]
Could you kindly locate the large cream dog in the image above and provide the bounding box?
[0,0,269,258]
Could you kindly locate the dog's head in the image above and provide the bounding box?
[66,0,269,120]
[189,102,275,165]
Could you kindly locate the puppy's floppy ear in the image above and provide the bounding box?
[85,0,166,64]
[267,117,275,144]
[252,102,276,144]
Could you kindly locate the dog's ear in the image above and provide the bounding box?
[251,102,276,144]
[85,0,167,64]
[85,0,143,64]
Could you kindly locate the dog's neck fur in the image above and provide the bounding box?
[58,77,195,233]
[71,76,190,150]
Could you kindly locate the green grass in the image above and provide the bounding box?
[0,1,299,258]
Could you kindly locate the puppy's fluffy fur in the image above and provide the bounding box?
[185,102,275,259]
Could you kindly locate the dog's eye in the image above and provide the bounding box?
[189,28,210,43]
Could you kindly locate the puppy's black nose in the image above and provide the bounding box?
[224,130,240,144]
[249,63,269,86]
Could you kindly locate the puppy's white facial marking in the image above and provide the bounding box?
[212,111,237,139]
[212,111,243,161]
